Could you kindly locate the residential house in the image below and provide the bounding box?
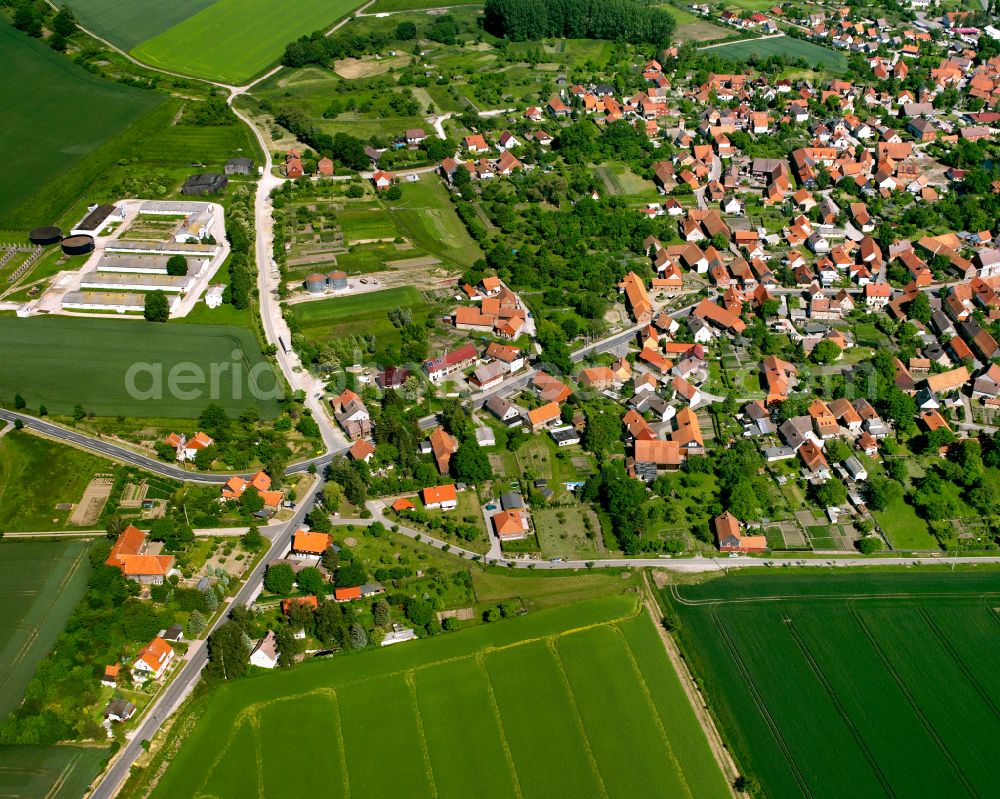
[331,389,372,440]
[527,402,562,432]
[422,484,458,511]
[291,530,332,558]
[250,631,280,669]
[133,637,174,682]
[714,512,767,552]
[429,426,459,474]
[106,525,174,585]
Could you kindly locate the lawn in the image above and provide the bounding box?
[706,36,848,72]
[63,0,216,50]
[667,569,1000,799]
[593,162,661,201]
[472,568,638,610]
[0,19,162,226]
[0,745,107,799]
[133,0,369,85]
[289,285,427,348]
[873,493,938,551]
[532,506,603,559]
[144,595,729,799]
[0,317,281,419]
[338,204,399,244]
[387,175,484,269]
[0,541,91,717]
[0,431,118,532]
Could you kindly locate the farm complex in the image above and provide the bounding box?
[3,0,1000,796]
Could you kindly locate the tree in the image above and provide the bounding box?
[582,406,623,453]
[348,623,368,649]
[193,445,217,471]
[240,485,265,515]
[811,340,841,364]
[13,3,41,37]
[52,6,77,37]
[273,625,297,667]
[187,610,207,637]
[144,290,170,322]
[264,563,295,595]
[812,478,847,508]
[13,394,26,410]
[372,599,391,627]
[908,292,931,324]
[297,567,326,596]
[857,536,884,554]
[155,441,177,461]
[452,440,493,483]
[166,255,187,276]
[395,21,417,39]
[306,506,332,532]
[206,621,250,680]
[73,403,86,421]
[241,527,265,551]
[404,597,434,626]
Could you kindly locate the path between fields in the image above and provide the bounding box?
[642,573,741,796]
[698,32,784,50]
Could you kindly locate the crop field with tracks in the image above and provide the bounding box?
[667,569,1000,798]
[147,596,730,798]
[0,317,281,419]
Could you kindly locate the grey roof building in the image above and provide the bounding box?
[225,157,254,175]
[181,173,228,196]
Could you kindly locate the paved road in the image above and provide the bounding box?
[89,479,324,799]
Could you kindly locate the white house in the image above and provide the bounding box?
[133,637,174,683]
[250,631,280,669]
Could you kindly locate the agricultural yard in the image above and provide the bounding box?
[668,569,1000,799]
[0,745,107,799]
[0,20,161,227]
[704,36,847,72]
[290,286,431,349]
[133,0,369,85]
[0,541,91,717]
[145,595,730,799]
[61,0,216,50]
[0,317,281,419]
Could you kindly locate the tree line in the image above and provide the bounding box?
[483,0,676,46]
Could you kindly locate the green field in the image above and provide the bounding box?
[705,36,847,72]
[147,595,729,798]
[0,317,281,419]
[0,541,91,716]
[62,0,216,50]
[0,431,117,532]
[289,285,428,347]
[874,494,938,550]
[0,20,162,225]
[133,0,367,84]
[668,569,1000,798]
[0,744,106,799]
[387,175,484,268]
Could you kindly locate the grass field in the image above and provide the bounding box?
[368,0,474,10]
[0,317,281,419]
[874,493,938,550]
[147,595,730,799]
[705,36,847,72]
[289,286,427,348]
[0,20,162,226]
[133,0,368,84]
[668,569,1000,798]
[0,431,117,532]
[0,541,91,717]
[63,0,216,50]
[388,175,484,269]
[0,744,106,799]
[5,98,258,232]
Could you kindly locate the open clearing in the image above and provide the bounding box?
[0,432,122,532]
[668,569,1000,798]
[133,0,369,85]
[0,541,91,717]
[0,317,281,419]
[705,36,847,72]
[148,596,730,798]
[0,744,106,799]
[387,175,484,269]
[0,20,161,226]
[290,285,428,348]
[59,0,216,50]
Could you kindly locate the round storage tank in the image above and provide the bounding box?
[327,270,348,290]
[29,225,62,246]
[304,273,327,293]
[61,235,95,256]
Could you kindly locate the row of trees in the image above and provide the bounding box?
[483,0,675,45]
